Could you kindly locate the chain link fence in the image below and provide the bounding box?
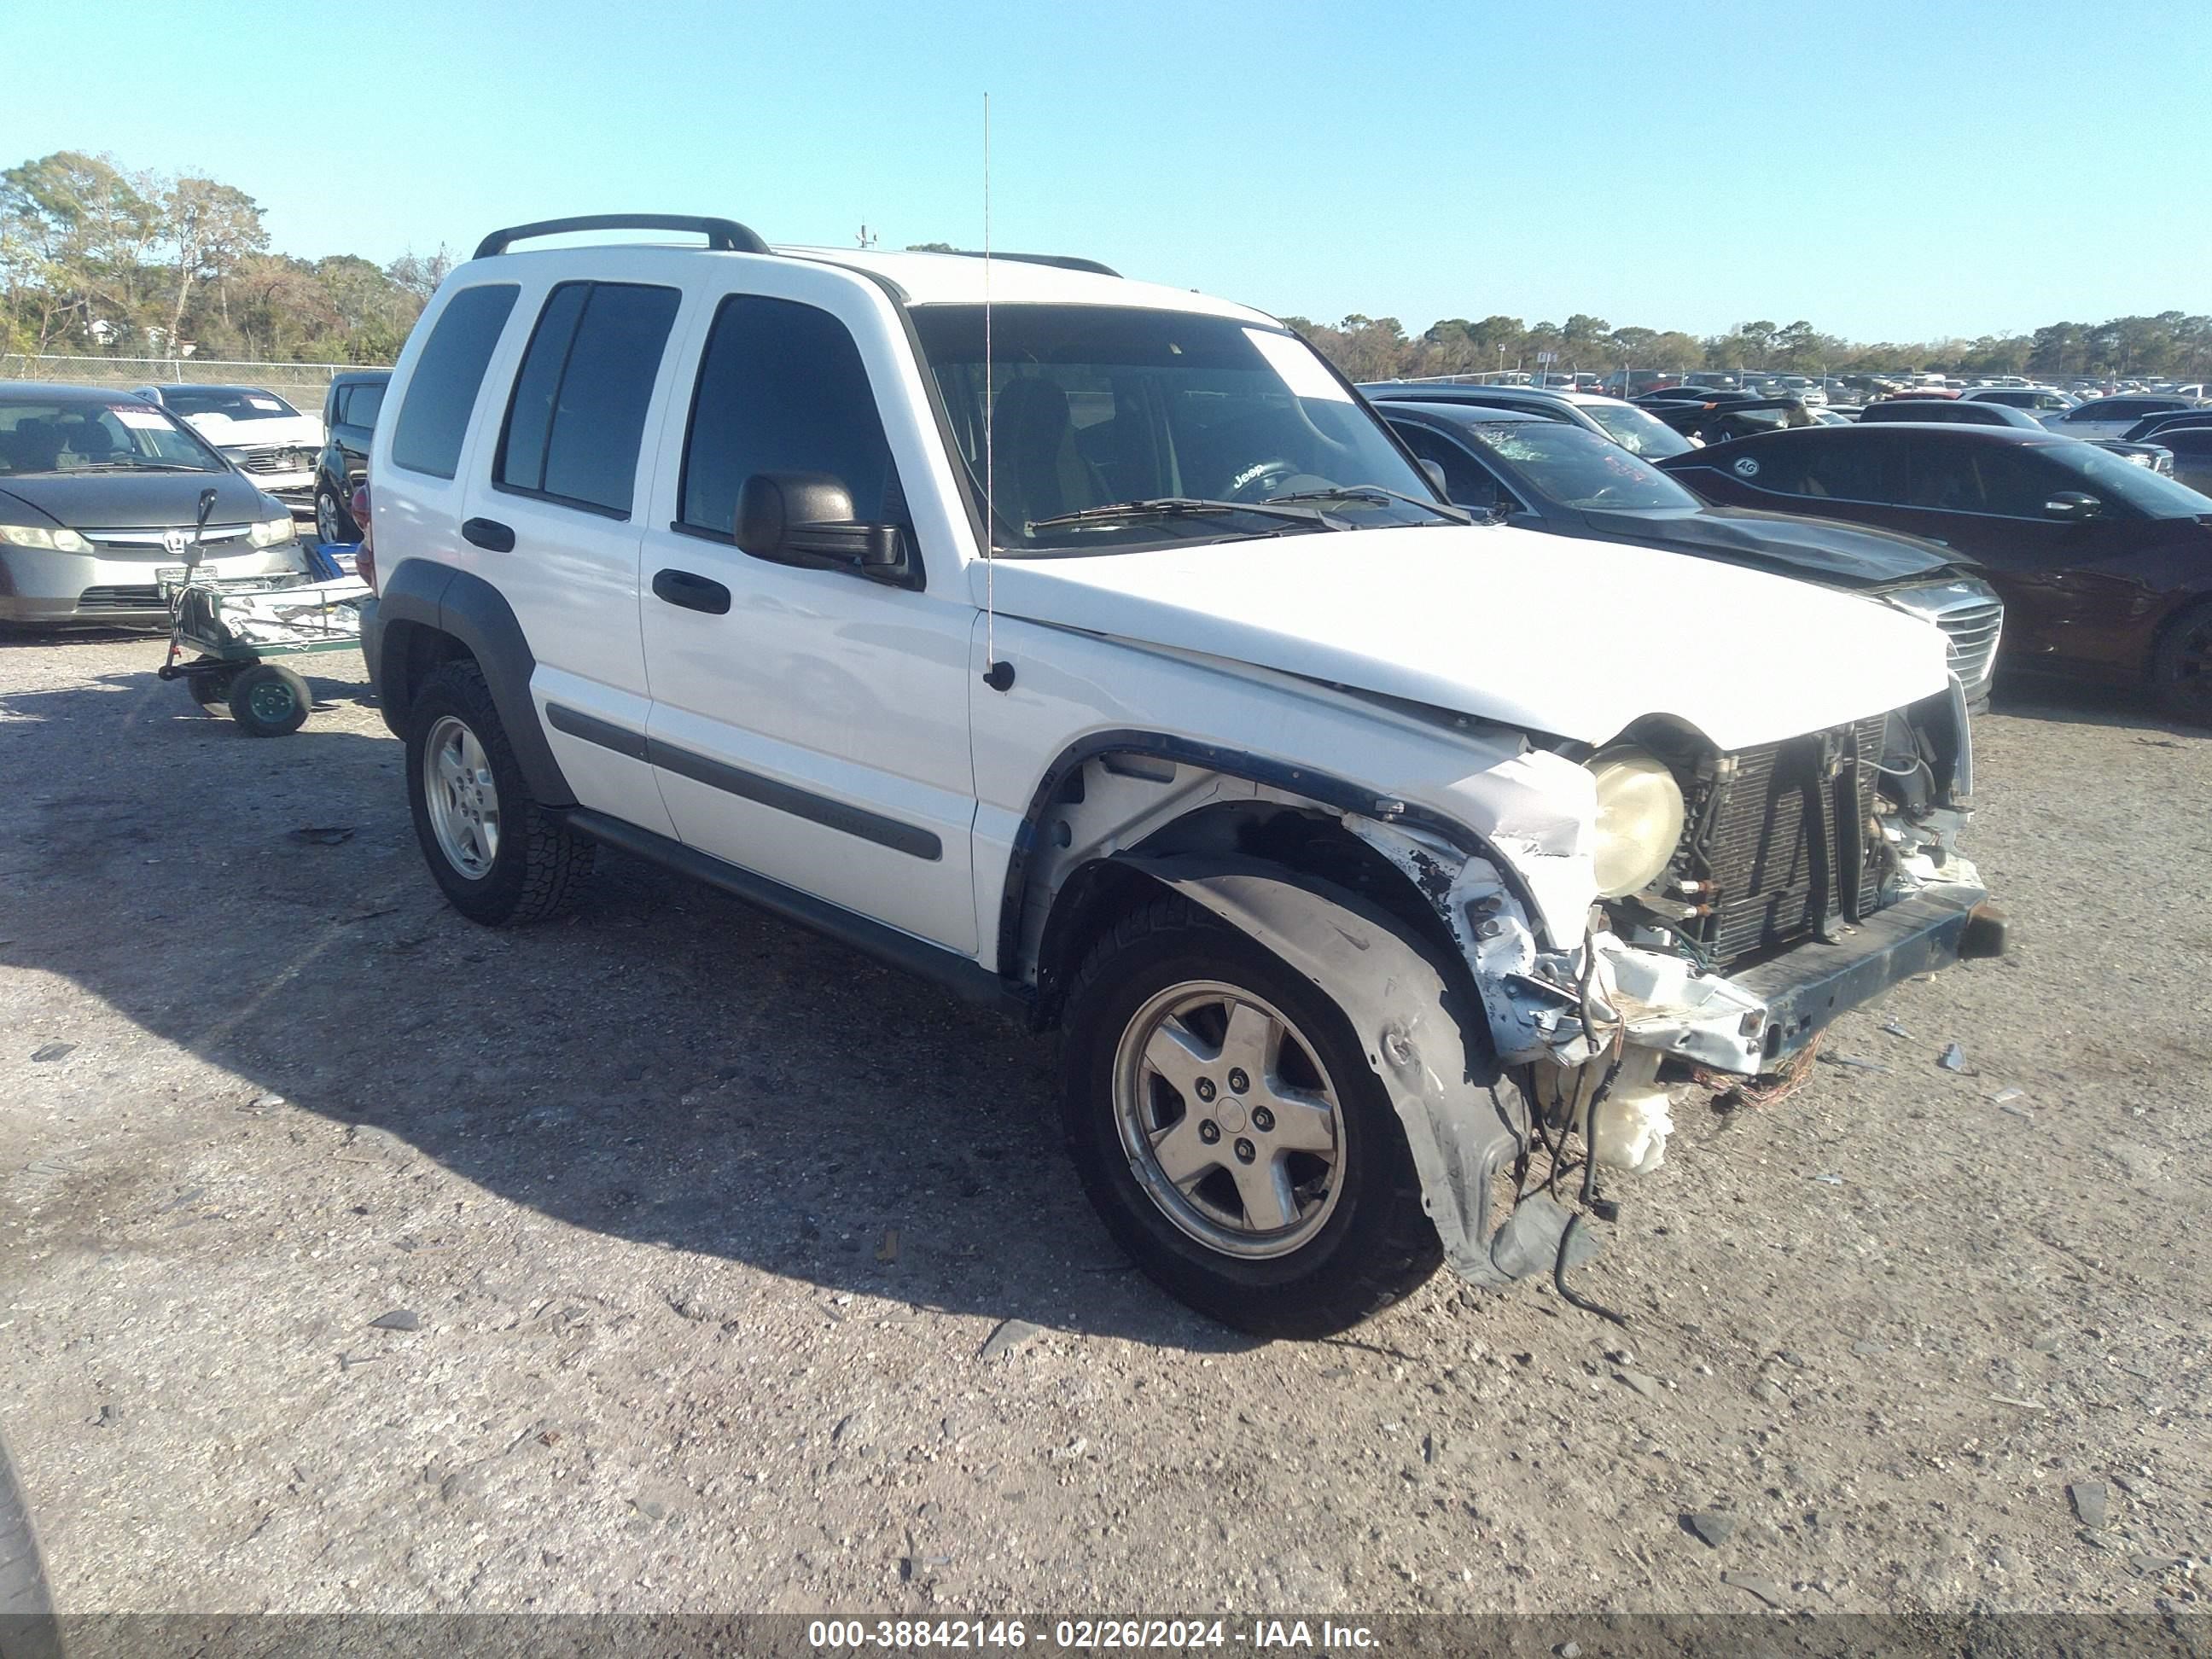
[1,354,392,413]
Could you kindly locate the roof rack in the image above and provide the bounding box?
[937,249,1121,278]
[473,215,770,260]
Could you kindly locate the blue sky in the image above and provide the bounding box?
[6,1,2207,342]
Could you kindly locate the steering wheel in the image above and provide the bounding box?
[1226,459,1322,502]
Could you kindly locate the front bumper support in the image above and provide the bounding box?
[1728,882,2000,1069]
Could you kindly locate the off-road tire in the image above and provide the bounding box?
[226,661,311,736]
[1061,895,1442,1337]
[405,658,593,926]
[0,1434,58,1652]
[2151,598,2212,727]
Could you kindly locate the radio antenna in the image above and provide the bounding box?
[980,91,1008,690]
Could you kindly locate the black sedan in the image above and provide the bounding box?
[1862,399,2045,428]
[1658,422,2212,720]
[1378,402,2005,705]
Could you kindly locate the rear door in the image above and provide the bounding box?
[633,264,981,953]
[461,266,689,836]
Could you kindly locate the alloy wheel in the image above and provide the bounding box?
[422,715,501,878]
[1110,980,1345,1258]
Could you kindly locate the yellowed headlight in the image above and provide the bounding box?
[1586,746,1686,899]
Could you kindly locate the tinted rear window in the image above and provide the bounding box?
[497,281,679,516]
[390,284,520,480]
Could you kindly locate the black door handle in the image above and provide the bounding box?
[652,568,731,614]
[462,517,515,552]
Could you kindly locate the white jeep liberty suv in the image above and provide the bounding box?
[361,215,2005,1336]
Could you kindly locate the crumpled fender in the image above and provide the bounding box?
[1118,853,1535,1288]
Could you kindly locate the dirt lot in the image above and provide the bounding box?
[1,632,2206,1618]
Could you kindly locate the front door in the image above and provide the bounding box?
[636,265,981,953]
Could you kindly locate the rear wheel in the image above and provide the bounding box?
[405,658,593,925]
[315,484,358,544]
[2151,599,2212,726]
[184,656,240,707]
[1061,897,1441,1337]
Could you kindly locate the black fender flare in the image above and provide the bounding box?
[363,558,575,807]
[997,728,1553,979]
[1116,851,1554,1291]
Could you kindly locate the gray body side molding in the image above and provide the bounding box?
[362,558,575,808]
[1121,853,1542,1290]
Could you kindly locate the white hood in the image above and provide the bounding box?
[974,523,1950,750]
[183,410,325,451]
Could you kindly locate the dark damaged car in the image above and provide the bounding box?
[1660,422,2212,721]
[0,383,308,626]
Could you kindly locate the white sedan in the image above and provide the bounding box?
[132,385,326,519]
[2040,394,2208,443]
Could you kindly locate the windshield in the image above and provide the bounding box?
[0,398,226,475]
[154,387,303,421]
[1580,399,1694,459]
[910,305,1442,552]
[2057,442,2212,518]
[1461,421,1703,511]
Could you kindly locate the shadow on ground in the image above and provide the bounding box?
[0,666,1244,1353]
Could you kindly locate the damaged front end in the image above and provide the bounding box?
[1323,684,2002,1291]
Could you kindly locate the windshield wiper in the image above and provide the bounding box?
[1026,497,1347,533]
[1264,484,1476,524]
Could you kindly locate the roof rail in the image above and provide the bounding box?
[938,249,1121,278]
[473,215,770,260]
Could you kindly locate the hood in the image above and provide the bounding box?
[0,470,277,532]
[1577,504,1969,588]
[183,410,324,451]
[977,524,1950,752]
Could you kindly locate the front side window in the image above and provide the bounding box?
[497,281,680,516]
[679,294,906,544]
[911,305,1442,553]
[391,283,520,480]
[2056,444,2212,518]
[1392,422,1511,509]
[0,397,225,474]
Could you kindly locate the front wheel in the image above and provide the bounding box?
[405,659,594,925]
[2151,599,2212,726]
[1061,898,1441,1337]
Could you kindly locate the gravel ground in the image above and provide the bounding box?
[0,631,2206,1618]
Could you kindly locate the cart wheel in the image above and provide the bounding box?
[227,662,311,736]
[185,657,238,707]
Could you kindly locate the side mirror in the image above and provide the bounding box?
[2043,491,2102,521]
[1417,458,1449,498]
[734,472,904,573]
